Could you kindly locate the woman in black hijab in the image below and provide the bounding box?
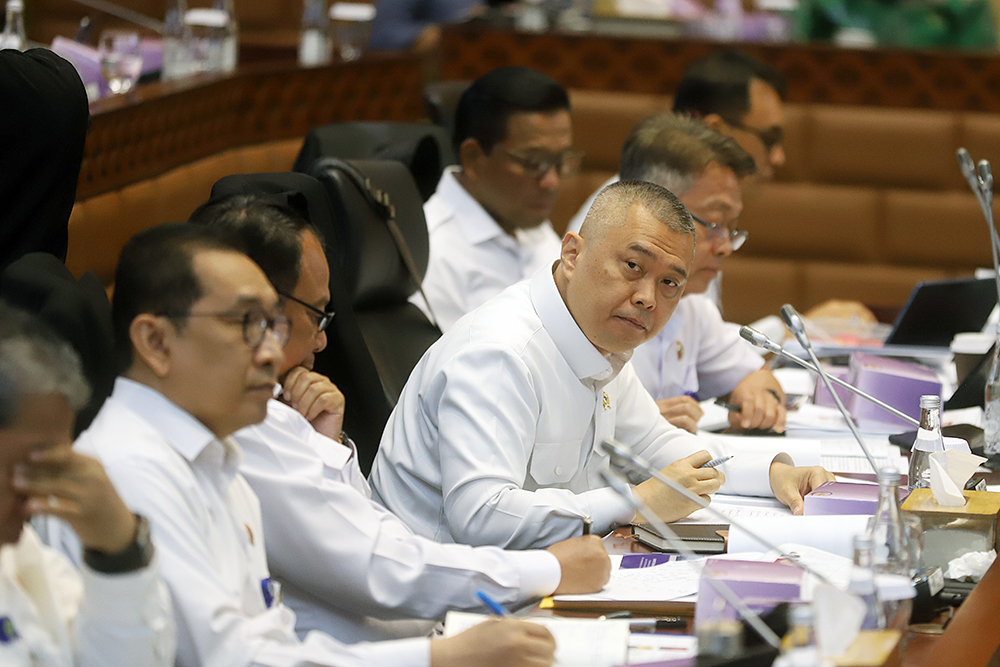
[0,48,89,273]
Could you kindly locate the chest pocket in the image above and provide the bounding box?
[529,440,580,484]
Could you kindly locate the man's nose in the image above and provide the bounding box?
[632,277,656,309]
[770,144,786,168]
[538,164,561,190]
[314,328,328,354]
[257,329,285,367]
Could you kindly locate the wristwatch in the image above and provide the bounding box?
[83,513,154,574]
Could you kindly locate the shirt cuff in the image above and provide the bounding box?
[582,486,637,534]
[354,637,430,667]
[79,551,161,624]
[504,549,562,599]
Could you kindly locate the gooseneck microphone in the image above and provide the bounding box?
[779,305,880,473]
[599,439,836,588]
[739,325,919,428]
[957,149,1000,305]
[599,466,782,649]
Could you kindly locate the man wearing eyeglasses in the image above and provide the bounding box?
[77,223,567,667]
[621,113,787,434]
[414,66,581,331]
[186,195,609,644]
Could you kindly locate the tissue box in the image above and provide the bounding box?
[694,559,803,630]
[814,354,941,430]
[804,481,908,516]
[902,489,1000,570]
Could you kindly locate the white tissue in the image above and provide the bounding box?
[813,584,865,658]
[929,449,987,507]
[945,550,996,581]
[943,436,972,453]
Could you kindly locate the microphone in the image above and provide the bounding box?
[778,305,880,473]
[69,0,164,32]
[739,325,919,428]
[599,439,835,588]
[599,466,782,649]
[956,149,1000,306]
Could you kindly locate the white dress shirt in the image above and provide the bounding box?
[0,525,173,667]
[234,399,561,643]
[632,294,765,401]
[413,168,563,331]
[75,378,429,667]
[370,268,789,550]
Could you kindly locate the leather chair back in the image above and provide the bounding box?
[292,122,456,202]
[208,172,392,474]
[308,159,441,405]
[0,253,114,436]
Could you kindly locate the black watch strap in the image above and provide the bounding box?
[83,513,154,574]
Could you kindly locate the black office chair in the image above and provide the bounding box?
[308,158,442,406]
[422,80,470,138]
[208,172,393,474]
[292,122,456,202]
[0,252,115,436]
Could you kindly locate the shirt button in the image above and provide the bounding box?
[554,465,564,475]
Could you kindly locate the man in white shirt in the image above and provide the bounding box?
[188,195,610,643]
[370,181,833,550]
[76,223,558,667]
[415,66,582,331]
[622,113,787,434]
[0,303,174,667]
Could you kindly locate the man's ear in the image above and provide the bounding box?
[560,231,584,276]
[129,314,173,378]
[702,113,726,131]
[458,138,486,181]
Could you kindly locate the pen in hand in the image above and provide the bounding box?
[699,455,732,469]
[476,590,512,617]
[713,398,741,413]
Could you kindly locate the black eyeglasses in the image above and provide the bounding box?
[723,118,784,153]
[691,214,749,251]
[163,309,291,349]
[279,291,335,332]
[498,147,585,180]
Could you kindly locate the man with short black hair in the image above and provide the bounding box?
[372,181,832,550]
[0,303,174,667]
[79,222,560,667]
[672,50,786,182]
[416,66,582,331]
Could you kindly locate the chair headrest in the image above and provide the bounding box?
[309,159,429,311]
[293,122,455,202]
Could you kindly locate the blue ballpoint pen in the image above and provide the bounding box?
[699,455,733,469]
[476,590,512,616]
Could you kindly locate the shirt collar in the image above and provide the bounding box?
[111,377,242,471]
[436,168,515,246]
[529,266,632,384]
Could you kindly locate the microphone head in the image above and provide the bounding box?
[978,160,994,205]
[957,147,977,181]
[739,325,782,354]
[780,304,811,350]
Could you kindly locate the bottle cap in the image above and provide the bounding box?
[6,0,22,11]
[788,603,814,626]
[877,468,901,484]
[919,395,941,409]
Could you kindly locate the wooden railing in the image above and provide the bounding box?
[78,53,426,200]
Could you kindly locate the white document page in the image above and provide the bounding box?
[727,515,871,559]
[678,494,790,525]
[819,437,906,475]
[628,633,698,663]
[443,611,630,667]
[554,555,707,604]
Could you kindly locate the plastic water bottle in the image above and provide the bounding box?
[213,0,238,72]
[908,395,944,490]
[848,534,885,630]
[0,0,27,51]
[162,0,190,80]
[869,468,912,576]
[986,337,1000,456]
[299,0,331,66]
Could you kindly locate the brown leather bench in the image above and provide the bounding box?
[556,89,1000,324]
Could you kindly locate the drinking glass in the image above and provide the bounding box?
[98,30,143,95]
